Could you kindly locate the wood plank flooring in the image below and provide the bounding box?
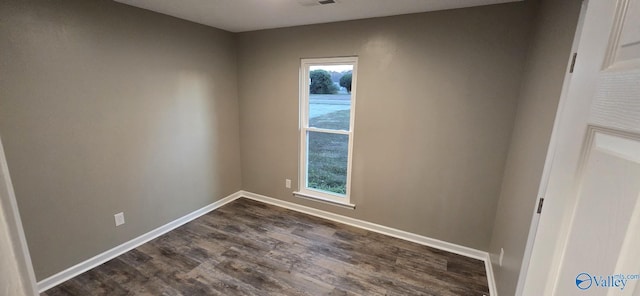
[42,198,490,296]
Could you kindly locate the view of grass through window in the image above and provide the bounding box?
[307,65,353,195]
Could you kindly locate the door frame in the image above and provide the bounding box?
[0,137,39,295]
[514,1,590,294]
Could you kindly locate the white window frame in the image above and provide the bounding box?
[294,57,358,208]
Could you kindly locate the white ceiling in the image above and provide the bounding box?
[114,0,521,33]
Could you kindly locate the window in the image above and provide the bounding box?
[295,57,358,207]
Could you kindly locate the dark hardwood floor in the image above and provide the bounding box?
[42,198,490,296]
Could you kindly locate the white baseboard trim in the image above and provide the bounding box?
[38,190,498,295]
[240,191,497,294]
[485,253,498,296]
[240,191,487,260]
[37,191,243,293]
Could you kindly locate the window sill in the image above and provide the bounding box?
[292,191,356,209]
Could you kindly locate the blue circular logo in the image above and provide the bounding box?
[576,273,593,290]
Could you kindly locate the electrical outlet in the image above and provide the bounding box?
[114,212,125,227]
[499,248,504,267]
[285,179,291,189]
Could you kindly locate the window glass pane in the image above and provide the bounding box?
[309,65,353,131]
[307,131,348,195]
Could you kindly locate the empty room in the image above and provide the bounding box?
[2,0,640,295]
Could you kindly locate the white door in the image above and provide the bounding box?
[522,0,640,295]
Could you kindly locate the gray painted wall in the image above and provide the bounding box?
[0,0,242,280]
[237,3,536,251]
[488,0,582,295]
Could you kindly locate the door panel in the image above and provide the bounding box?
[556,130,640,295]
[616,0,640,63]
